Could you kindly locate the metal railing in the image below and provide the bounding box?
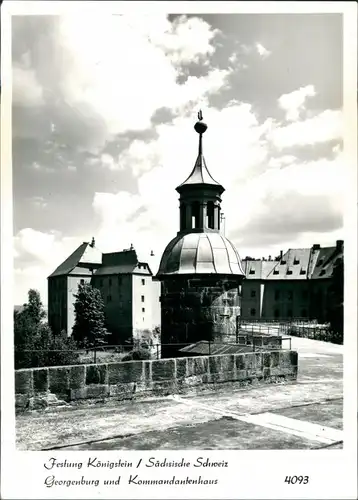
[15,335,292,369]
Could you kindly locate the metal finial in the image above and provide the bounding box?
[198,109,203,121]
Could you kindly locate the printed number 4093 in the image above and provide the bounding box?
[285,476,309,485]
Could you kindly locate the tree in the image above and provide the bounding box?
[14,289,79,369]
[72,283,107,346]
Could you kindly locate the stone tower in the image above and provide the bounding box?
[156,112,245,358]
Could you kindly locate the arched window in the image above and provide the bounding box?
[250,308,256,317]
[207,201,215,229]
[191,202,200,229]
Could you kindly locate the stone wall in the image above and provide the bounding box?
[15,350,298,410]
[160,276,243,358]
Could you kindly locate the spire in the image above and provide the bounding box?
[176,110,223,192]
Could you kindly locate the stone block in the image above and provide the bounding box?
[15,370,34,395]
[152,380,177,395]
[86,364,108,385]
[279,350,292,367]
[15,393,29,409]
[237,369,248,380]
[209,355,222,374]
[49,367,70,395]
[176,358,187,379]
[109,383,136,397]
[69,384,110,400]
[182,375,203,386]
[108,361,144,384]
[193,356,208,375]
[69,365,86,389]
[33,368,49,393]
[152,359,175,381]
[263,367,271,378]
[235,354,246,370]
[270,351,280,368]
[143,361,152,384]
[220,354,235,373]
[244,353,256,371]
[290,351,298,366]
[263,353,271,368]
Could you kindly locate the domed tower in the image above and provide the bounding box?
[156,111,245,358]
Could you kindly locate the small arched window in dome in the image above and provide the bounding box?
[207,201,215,229]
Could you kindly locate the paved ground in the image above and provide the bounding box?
[16,336,343,450]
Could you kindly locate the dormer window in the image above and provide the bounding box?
[287,269,293,275]
[300,269,306,275]
[317,259,323,266]
[293,258,300,265]
[319,269,326,276]
[273,269,279,275]
[281,260,287,265]
[249,269,255,275]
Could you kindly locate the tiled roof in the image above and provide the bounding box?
[267,248,311,280]
[48,243,102,278]
[311,247,342,279]
[242,243,343,281]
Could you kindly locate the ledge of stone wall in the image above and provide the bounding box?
[15,350,298,409]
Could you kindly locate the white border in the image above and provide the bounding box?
[1,2,357,499]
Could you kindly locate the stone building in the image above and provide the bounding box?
[156,113,245,358]
[241,240,344,322]
[48,239,160,343]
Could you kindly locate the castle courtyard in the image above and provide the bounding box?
[16,335,343,451]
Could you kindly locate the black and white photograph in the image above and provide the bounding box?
[1,2,357,499]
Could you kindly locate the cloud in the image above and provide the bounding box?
[269,109,342,149]
[256,43,271,59]
[278,85,316,121]
[12,15,228,154]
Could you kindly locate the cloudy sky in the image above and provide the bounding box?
[12,13,344,305]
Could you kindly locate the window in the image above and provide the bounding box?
[319,269,326,276]
[109,278,112,286]
[281,260,287,265]
[287,309,293,318]
[286,269,293,275]
[206,201,215,229]
[273,269,279,275]
[300,269,306,275]
[317,259,323,266]
[274,308,280,319]
[302,290,308,300]
[250,308,256,317]
[293,258,300,265]
[100,279,103,287]
[249,269,255,275]
[118,276,122,285]
[287,291,293,301]
[107,295,112,302]
[142,307,145,313]
[274,290,280,301]
[250,290,256,298]
[141,295,145,303]
[80,279,85,285]
[141,279,145,286]
[301,309,307,318]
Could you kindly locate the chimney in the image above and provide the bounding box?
[268,255,271,261]
[279,250,283,260]
[336,240,343,252]
[150,250,154,256]
[312,243,320,251]
[130,243,134,250]
[89,237,95,248]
